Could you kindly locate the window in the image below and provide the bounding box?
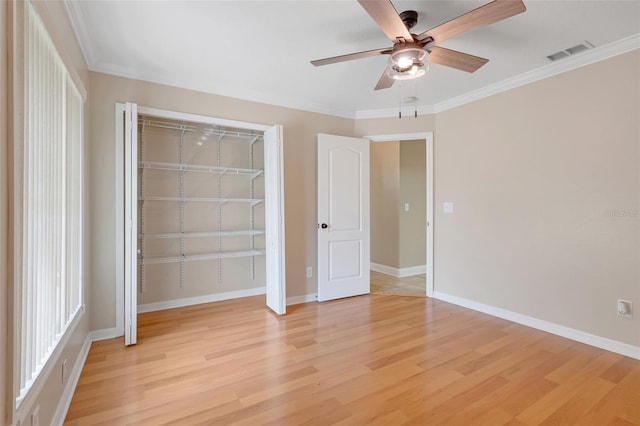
[17,0,84,403]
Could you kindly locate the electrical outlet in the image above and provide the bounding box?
[617,299,632,318]
[31,405,39,426]
[306,266,313,278]
[62,358,68,384]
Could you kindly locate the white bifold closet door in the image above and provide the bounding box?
[123,102,286,346]
[124,102,138,345]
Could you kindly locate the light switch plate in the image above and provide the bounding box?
[444,202,454,214]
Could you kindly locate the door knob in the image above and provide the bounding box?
[321,223,328,229]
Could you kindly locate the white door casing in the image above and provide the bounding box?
[366,132,434,297]
[317,134,370,301]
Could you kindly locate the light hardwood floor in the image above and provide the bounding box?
[370,271,426,297]
[65,295,640,425]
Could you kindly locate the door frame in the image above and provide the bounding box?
[114,104,286,337]
[365,132,434,297]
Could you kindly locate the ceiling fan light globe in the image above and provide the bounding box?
[390,47,428,67]
[396,56,414,69]
[389,62,428,80]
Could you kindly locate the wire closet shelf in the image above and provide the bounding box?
[137,116,265,286]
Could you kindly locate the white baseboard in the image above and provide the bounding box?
[89,327,119,341]
[137,286,266,313]
[370,262,426,278]
[432,291,640,360]
[287,293,317,306]
[51,334,92,426]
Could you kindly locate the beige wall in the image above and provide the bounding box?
[4,1,92,425]
[370,141,400,267]
[370,140,427,270]
[89,72,353,330]
[136,121,266,305]
[355,54,639,348]
[433,49,640,347]
[399,140,427,269]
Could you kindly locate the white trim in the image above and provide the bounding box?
[364,132,435,298]
[114,103,124,336]
[50,334,92,426]
[137,106,271,132]
[89,328,119,342]
[62,0,95,70]
[116,104,287,347]
[124,102,138,346]
[264,125,287,315]
[425,136,434,298]
[370,263,426,278]
[137,287,266,313]
[287,294,318,306]
[367,132,432,142]
[370,263,400,277]
[15,309,83,418]
[433,34,640,114]
[356,35,640,118]
[93,61,355,119]
[433,291,640,361]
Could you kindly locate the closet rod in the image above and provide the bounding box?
[139,118,264,140]
[138,118,197,133]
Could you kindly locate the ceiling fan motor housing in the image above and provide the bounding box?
[399,10,418,30]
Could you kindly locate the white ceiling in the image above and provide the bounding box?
[65,0,640,118]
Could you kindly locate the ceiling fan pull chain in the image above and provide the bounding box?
[398,82,402,119]
[414,79,418,118]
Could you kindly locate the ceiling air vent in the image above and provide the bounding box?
[546,41,595,62]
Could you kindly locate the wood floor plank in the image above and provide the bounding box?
[65,294,640,425]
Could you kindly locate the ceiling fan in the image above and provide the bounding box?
[311,0,526,90]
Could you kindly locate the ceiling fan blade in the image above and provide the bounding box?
[311,47,391,66]
[374,67,395,90]
[429,46,489,73]
[358,0,413,43]
[417,0,526,44]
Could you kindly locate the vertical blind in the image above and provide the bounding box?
[18,0,84,401]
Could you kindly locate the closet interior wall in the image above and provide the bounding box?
[137,115,266,306]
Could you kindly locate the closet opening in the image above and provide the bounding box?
[116,104,286,345]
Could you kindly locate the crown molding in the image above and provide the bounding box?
[432,33,640,114]
[91,61,356,119]
[63,0,96,69]
[355,33,640,119]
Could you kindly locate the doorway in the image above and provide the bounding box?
[366,132,434,297]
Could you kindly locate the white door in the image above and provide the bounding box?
[264,125,286,315]
[317,134,370,301]
[124,102,138,345]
